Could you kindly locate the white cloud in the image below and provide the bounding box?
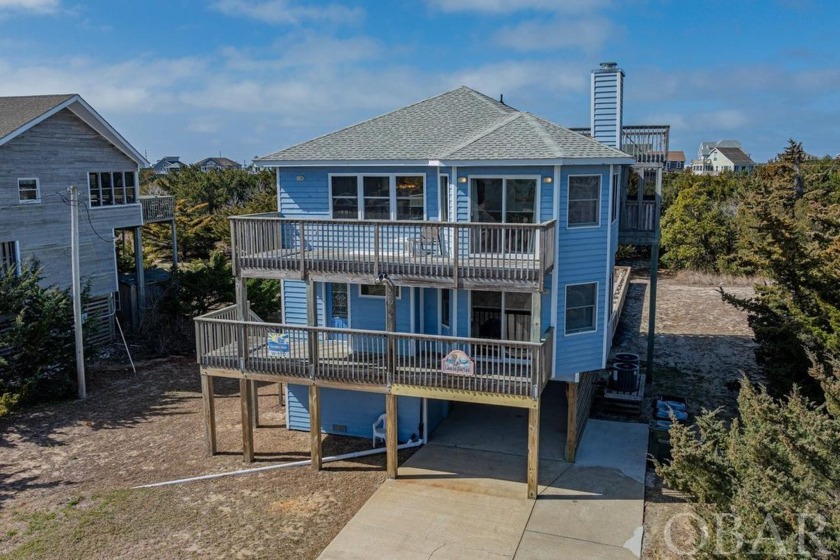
[451,60,586,101]
[0,0,59,13]
[210,0,364,25]
[494,16,616,52]
[427,0,610,14]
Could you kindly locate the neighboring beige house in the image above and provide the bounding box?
[690,140,754,175]
[708,146,756,173]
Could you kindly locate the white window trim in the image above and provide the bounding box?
[564,281,599,336]
[87,171,141,209]
[328,173,427,221]
[0,240,21,276]
[466,175,542,224]
[17,177,41,204]
[358,284,402,299]
[439,173,450,222]
[566,174,602,229]
[611,172,620,224]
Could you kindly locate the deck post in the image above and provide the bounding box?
[240,378,254,463]
[170,219,178,271]
[527,403,541,499]
[306,279,319,379]
[386,392,398,479]
[565,382,579,462]
[530,292,542,344]
[201,373,217,456]
[309,384,322,471]
[250,381,259,429]
[133,226,146,319]
[385,281,396,385]
[646,167,662,379]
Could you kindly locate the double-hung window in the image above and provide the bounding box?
[330,175,425,220]
[566,282,597,334]
[18,178,40,203]
[363,177,390,220]
[568,175,601,227]
[89,171,137,207]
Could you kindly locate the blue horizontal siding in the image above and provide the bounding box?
[282,280,324,326]
[553,164,613,377]
[286,384,423,442]
[280,166,438,221]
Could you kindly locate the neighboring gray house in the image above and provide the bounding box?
[152,156,183,175]
[0,94,174,341]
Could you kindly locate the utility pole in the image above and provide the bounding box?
[69,186,86,399]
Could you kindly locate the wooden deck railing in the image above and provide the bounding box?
[140,195,175,223]
[620,199,657,232]
[196,312,554,400]
[229,215,556,290]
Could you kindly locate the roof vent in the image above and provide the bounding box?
[600,62,618,70]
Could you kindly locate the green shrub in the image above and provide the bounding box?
[0,263,83,415]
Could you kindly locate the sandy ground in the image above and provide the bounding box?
[608,268,763,559]
[0,269,763,559]
[0,359,414,559]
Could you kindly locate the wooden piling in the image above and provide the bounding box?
[309,385,322,471]
[386,393,398,479]
[201,374,217,456]
[240,378,254,463]
[527,404,541,499]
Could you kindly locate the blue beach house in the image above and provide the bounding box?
[194,63,660,498]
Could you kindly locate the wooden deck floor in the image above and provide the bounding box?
[237,247,546,290]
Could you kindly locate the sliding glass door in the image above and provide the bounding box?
[470,178,537,253]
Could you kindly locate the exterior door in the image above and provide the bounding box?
[327,283,349,340]
[471,291,531,342]
[470,178,537,253]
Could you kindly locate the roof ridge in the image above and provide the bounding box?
[521,112,564,157]
[461,86,517,115]
[256,87,470,161]
[439,111,523,158]
[531,113,632,158]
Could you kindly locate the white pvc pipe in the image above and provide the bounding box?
[134,440,424,489]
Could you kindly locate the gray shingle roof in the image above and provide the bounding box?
[0,94,75,140]
[258,86,631,163]
[715,147,754,165]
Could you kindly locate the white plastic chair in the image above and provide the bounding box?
[372,413,386,448]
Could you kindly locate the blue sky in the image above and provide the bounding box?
[1,0,838,165]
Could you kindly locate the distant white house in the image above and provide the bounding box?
[708,146,756,173]
[690,140,754,174]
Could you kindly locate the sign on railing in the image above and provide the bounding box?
[194,315,553,399]
[441,349,475,376]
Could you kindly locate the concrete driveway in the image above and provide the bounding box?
[318,410,648,560]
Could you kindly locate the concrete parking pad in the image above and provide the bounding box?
[319,413,648,560]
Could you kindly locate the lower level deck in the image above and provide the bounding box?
[197,308,553,406]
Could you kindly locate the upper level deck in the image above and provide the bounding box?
[140,195,175,224]
[231,214,557,293]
